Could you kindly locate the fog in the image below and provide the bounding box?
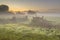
[37,13,60,17]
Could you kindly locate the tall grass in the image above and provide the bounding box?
[0,24,60,40]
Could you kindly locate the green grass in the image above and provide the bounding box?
[0,17,60,40]
[0,24,60,40]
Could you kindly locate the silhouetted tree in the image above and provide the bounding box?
[27,10,36,14]
[0,5,9,12]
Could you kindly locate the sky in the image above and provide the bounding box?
[0,0,60,12]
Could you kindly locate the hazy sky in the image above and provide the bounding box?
[0,0,60,12]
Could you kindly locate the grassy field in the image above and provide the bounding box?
[0,24,60,40]
[45,17,60,25]
[0,16,60,40]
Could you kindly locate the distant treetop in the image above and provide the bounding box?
[0,5,9,12]
[27,10,36,14]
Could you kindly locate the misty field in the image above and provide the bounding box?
[0,23,60,40]
[0,0,60,40]
[45,17,60,24]
[0,16,60,40]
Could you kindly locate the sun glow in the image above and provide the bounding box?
[9,5,48,12]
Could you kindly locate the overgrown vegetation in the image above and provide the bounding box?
[0,15,60,40]
[0,24,60,40]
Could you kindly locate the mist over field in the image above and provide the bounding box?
[0,0,60,40]
[0,11,60,40]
